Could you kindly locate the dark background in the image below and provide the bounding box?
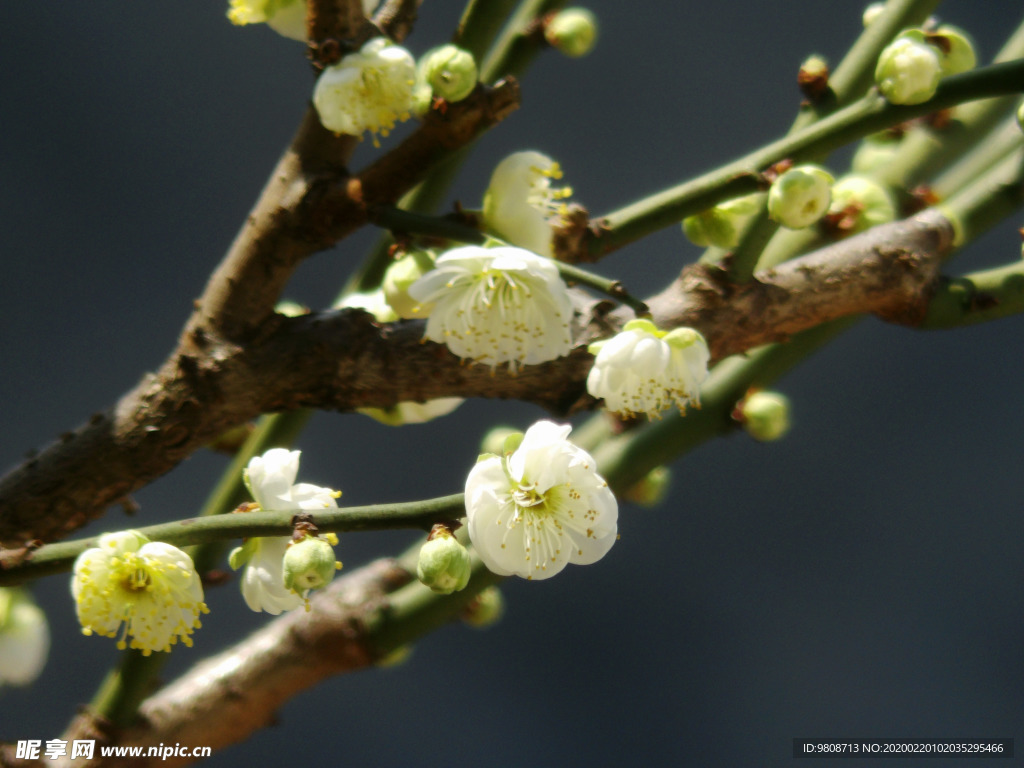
[1,2,1022,766]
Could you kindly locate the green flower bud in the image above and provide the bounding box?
[1017,101,1024,135]
[418,45,478,103]
[416,527,471,594]
[282,533,341,594]
[875,30,942,105]
[797,55,830,101]
[851,132,902,176]
[931,26,976,77]
[861,3,884,27]
[383,250,436,319]
[544,8,598,58]
[462,586,505,629]
[827,175,896,235]
[480,426,521,456]
[767,165,834,230]
[681,193,762,249]
[739,391,791,442]
[623,465,672,507]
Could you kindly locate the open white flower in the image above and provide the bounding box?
[408,245,574,367]
[313,37,417,142]
[587,319,709,419]
[482,151,573,258]
[230,449,340,614]
[72,531,207,656]
[465,420,618,580]
[0,588,49,686]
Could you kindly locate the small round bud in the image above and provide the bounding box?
[544,8,598,58]
[875,31,942,105]
[480,426,521,457]
[681,193,762,250]
[383,250,436,319]
[0,588,49,686]
[851,132,902,176]
[861,2,884,27]
[416,527,471,594]
[797,55,830,101]
[623,465,672,508]
[767,165,834,230]
[826,175,896,236]
[738,391,791,442]
[1017,101,1024,135]
[462,586,505,629]
[418,45,478,103]
[930,26,976,77]
[282,534,341,594]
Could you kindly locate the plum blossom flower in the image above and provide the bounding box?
[586,319,709,419]
[0,588,49,686]
[408,245,573,368]
[72,531,207,656]
[229,449,341,614]
[465,420,618,580]
[313,38,417,143]
[482,151,573,258]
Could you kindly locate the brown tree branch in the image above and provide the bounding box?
[0,210,953,548]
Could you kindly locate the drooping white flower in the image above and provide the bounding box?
[229,449,341,614]
[72,531,207,656]
[0,588,49,686]
[482,151,573,258]
[408,245,574,367]
[313,37,417,142]
[465,420,618,580]
[586,319,710,419]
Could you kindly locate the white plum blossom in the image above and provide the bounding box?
[465,420,618,580]
[229,449,341,614]
[408,245,574,368]
[72,531,207,656]
[586,319,710,419]
[313,38,417,142]
[0,588,49,686]
[482,151,573,258]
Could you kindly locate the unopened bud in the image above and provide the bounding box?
[826,175,896,236]
[416,527,471,594]
[419,45,478,103]
[1017,101,1024,135]
[462,586,505,628]
[931,26,976,77]
[738,391,791,442]
[544,8,598,58]
[623,466,672,508]
[875,31,942,105]
[681,193,762,249]
[767,165,834,230]
[798,55,830,101]
[282,534,341,594]
[851,132,902,176]
[861,3,884,27]
[480,426,522,457]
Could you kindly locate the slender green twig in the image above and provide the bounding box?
[3,495,465,586]
[555,261,649,315]
[932,118,1024,200]
[922,260,1024,329]
[594,59,1024,259]
[454,0,523,62]
[937,147,1024,247]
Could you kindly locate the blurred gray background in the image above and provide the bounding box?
[1,1,1022,766]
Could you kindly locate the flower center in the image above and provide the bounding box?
[115,554,152,592]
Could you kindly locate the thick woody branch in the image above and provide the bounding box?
[0,211,954,548]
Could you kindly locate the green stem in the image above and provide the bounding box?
[593,59,1024,259]
[932,118,1023,200]
[555,261,649,315]
[937,147,1024,247]
[90,650,162,728]
[5,495,466,586]
[454,0,522,62]
[922,261,1024,328]
[370,205,486,244]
